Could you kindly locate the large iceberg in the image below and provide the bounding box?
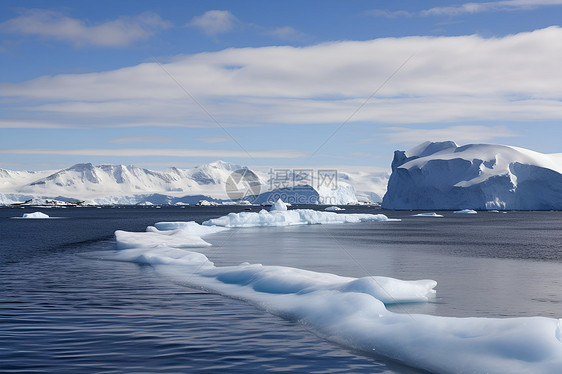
[96,217,562,374]
[382,141,562,210]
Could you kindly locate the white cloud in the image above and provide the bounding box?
[0,9,170,47]
[422,0,562,16]
[267,26,307,41]
[188,10,237,35]
[383,125,517,144]
[0,119,73,128]
[366,1,562,18]
[110,136,174,144]
[0,148,307,159]
[197,136,231,143]
[364,9,413,18]
[3,27,562,126]
[0,118,239,129]
[187,10,305,41]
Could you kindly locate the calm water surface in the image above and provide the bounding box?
[1,206,561,373]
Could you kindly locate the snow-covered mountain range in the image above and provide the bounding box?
[0,161,381,206]
[382,141,562,210]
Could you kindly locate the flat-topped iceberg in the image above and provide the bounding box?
[383,141,562,210]
[22,212,50,219]
[96,218,562,374]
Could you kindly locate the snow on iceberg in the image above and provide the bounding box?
[454,209,477,214]
[95,222,562,374]
[22,211,50,219]
[412,212,444,217]
[383,141,562,210]
[203,207,397,227]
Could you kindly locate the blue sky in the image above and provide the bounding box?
[1,0,562,171]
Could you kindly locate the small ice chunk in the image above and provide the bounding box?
[454,209,477,214]
[22,212,50,219]
[270,199,288,212]
[325,206,345,211]
[412,212,444,217]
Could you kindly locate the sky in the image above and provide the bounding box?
[1,0,562,172]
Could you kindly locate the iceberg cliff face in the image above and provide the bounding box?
[382,141,562,210]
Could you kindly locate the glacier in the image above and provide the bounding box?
[382,141,562,210]
[88,213,562,374]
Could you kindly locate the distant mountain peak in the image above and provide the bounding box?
[0,160,380,206]
[66,163,95,171]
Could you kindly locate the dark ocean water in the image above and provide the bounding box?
[1,206,561,373]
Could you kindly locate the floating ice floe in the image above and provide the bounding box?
[21,212,50,219]
[154,221,228,236]
[453,209,478,214]
[324,206,345,211]
[115,229,212,250]
[98,221,562,374]
[202,200,397,228]
[94,207,562,374]
[412,212,444,217]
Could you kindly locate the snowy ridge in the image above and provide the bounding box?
[0,168,53,190]
[0,161,378,205]
[21,161,240,201]
[88,210,562,374]
[383,141,562,210]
